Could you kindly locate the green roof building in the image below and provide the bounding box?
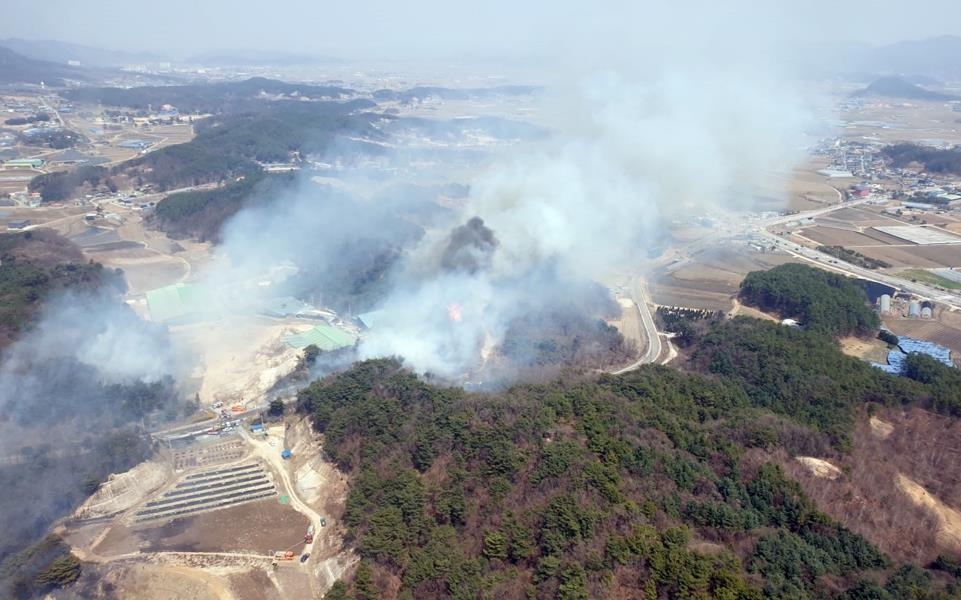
[145,282,219,323]
[283,324,357,351]
[3,158,45,169]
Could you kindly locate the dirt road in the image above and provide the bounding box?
[240,427,325,596]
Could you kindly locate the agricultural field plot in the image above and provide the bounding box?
[839,336,892,363]
[874,225,961,246]
[651,246,799,310]
[858,227,925,245]
[859,245,961,269]
[900,269,961,290]
[884,315,961,361]
[69,225,144,252]
[0,171,38,194]
[0,203,89,229]
[752,163,843,212]
[840,102,961,145]
[815,207,904,228]
[798,226,892,248]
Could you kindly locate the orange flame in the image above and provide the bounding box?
[447,302,463,322]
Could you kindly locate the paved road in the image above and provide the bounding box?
[611,281,663,375]
[666,195,961,309]
[759,230,961,310]
[609,194,961,373]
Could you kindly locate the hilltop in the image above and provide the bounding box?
[853,76,960,102]
[0,38,163,68]
[298,266,961,599]
[0,45,86,86]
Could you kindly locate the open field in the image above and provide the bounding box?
[799,226,894,248]
[884,316,961,362]
[651,246,800,310]
[839,336,892,363]
[815,207,904,228]
[840,100,961,146]
[0,170,39,194]
[898,269,961,290]
[752,162,843,213]
[96,496,307,556]
[791,220,961,269]
[861,245,961,269]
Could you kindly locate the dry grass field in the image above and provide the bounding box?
[651,246,800,310]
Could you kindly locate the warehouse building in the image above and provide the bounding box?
[145,283,220,323]
[2,158,44,170]
[283,324,356,351]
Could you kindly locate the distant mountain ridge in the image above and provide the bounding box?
[861,35,961,79]
[0,45,86,86]
[853,76,960,101]
[0,38,163,67]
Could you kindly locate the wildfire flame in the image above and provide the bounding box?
[447,302,463,322]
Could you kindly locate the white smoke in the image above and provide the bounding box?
[357,68,814,376]
[0,291,178,387]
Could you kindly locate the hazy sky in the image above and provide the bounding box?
[4,0,961,60]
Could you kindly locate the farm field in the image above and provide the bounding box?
[883,310,961,361]
[899,269,961,290]
[651,246,800,310]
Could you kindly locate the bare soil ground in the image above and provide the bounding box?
[752,163,841,212]
[799,226,899,248]
[170,316,304,406]
[816,207,903,228]
[228,568,285,600]
[839,336,891,363]
[651,247,799,310]
[784,406,961,564]
[99,562,235,600]
[285,418,357,592]
[883,314,961,361]
[841,101,961,145]
[795,456,842,479]
[728,298,777,321]
[97,498,308,556]
[857,245,961,269]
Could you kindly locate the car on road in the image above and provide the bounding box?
[300,553,310,563]
[320,518,327,527]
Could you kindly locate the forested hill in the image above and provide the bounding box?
[60,77,356,113]
[0,230,185,598]
[0,45,86,86]
[0,230,121,348]
[739,263,880,337]
[882,143,961,176]
[300,306,961,599]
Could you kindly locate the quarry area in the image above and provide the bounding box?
[59,417,353,599]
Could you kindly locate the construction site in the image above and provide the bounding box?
[59,417,353,599]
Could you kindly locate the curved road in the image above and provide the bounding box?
[611,281,663,374]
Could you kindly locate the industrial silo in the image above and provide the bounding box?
[921,307,933,319]
[879,294,891,313]
[908,300,921,318]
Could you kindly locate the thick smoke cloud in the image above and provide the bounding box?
[2,291,174,378]
[356,70,812,376]
[190,64,814,379]
[0,291,179,411]
[440,217,498,274]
